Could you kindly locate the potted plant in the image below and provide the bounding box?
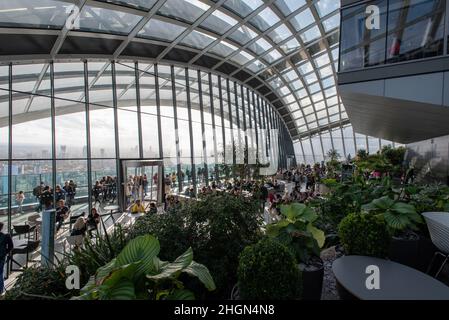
[237,238,301,300]
[266,203,325,300]
[338,212,390,258]
[362,196,423,269]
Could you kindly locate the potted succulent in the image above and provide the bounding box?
[266,203,325,300]
[362,196,423,269]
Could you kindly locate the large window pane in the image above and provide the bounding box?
[0,0,75,29]
[117,63,139,159]
[54,62,87,159]
[386,0,445,64]
[139,64,160,158]
[0,162,8,224]
[12,66,52,159]
[340,0,388,71]
[56,160,88,213]
[0,66,8,160]
[89,63,116,158]
[11,160,53,218]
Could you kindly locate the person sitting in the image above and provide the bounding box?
[131,199,146,214]
[55,199,70,232]
[148,202,157,214]
[87,208,100,231]
[70,217,87,236]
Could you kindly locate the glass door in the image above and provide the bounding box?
[120,160,163,212]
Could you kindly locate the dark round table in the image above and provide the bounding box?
[333,255,449,300]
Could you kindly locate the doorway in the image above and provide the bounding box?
[120,160,164,212]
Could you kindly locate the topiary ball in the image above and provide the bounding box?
[237,238,301,300]
[338,212,390,258]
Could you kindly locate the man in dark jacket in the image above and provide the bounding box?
[0,222,13,294]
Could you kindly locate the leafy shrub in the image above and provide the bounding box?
[338,213,390,258]
[130,193,263,299]
[266,203,325,265]
[237,238,301,300]
[75,235,215,300]
[5,264,73,300]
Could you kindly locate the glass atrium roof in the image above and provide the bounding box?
[0,0,343,142]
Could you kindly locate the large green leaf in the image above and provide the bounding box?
[266,219,290,237]
[116,235,160,277]
[371,196,395,210]
[307,224,325,248]
[384,211,409,230]
[165,289,195,300]
[147,247,193,281]
[102,280,136,300]
[280,203,317,223]
[183,261,216,291]
[392,202,416,215]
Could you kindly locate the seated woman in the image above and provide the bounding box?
[148,202,157,214]
[131,199,146,214]
[87,208,100,230]
[70,217,87,236]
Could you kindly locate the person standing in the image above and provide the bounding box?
[0,221,13,295]
[15,191,25,214]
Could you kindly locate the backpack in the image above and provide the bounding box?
[33,186,41,197]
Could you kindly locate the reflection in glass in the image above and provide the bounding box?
[386,0,445,64]
[0,0,74,29]
[340,0,388,71]
[77,5,142,35]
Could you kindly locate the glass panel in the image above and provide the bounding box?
[77,5,142,35]
[0,0,75,29]
[250,7,280,32]
[229,25,258,45]
[315,0,340,17]
[116,63,139,159]
[275,0,307,16]
[386,0,445,64]
[181,30,217,50]
[91,159,117,208]
[0,162,8,224]
[159,65,178,192]
[56,160,88,214]
[291,8,315,31]
[209,40,238,57]
[98,0,158,11]
[139,18,186,42]
[54,62,87,159]
[174,68,192,188]
[89,63,116,158]
[268,24,293,44]
[200,9,237,35]
[11,160,53,219]
[12,64,52,159]
[0,66,8,160]
[223,0,263,18]
[340,0,388,71]
[139,64,160,158]
[158,0,210,24]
